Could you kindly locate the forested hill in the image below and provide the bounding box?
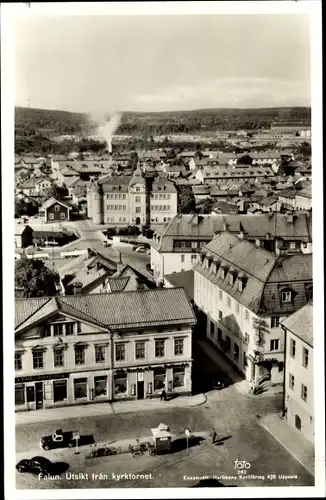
[15,106,311,138]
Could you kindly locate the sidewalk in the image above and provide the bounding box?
[15,393,207,426]
[260,413,315,476]
[197,340,283,398]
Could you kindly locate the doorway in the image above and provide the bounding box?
[135,217,141,225]
[35,382,43,410]
[295,414,301,431]
[137,381,144,399]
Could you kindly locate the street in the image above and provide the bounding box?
[15,342,314,489]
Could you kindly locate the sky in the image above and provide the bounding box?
[14,14,311,113]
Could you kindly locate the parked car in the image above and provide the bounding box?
[16,456,53,476]
[40,429,78,451]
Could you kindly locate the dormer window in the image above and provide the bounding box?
[221,266,228,279]
[281,290,292,303]
[228,273,235,286]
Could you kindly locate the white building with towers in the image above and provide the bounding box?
[87,166,178,226]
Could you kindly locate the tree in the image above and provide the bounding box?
[15,199,40,218]
[238,154,253,165]
[198,197,215,214]
[178,186,196,214]
[43,184,68,201]
[15,257,59,298]
[252,317,270,349]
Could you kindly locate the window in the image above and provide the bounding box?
[54,348,64,367]
[289,373,295,390]
[155,340,165,358]
[234,343,239,362]
[94,376,107,397]
[290,338,296,358]
[135,341,145,360]
[217,328,222,343]
[219,290,223,301]
[301,384,307,402]
[210,322,215,338]
[75,346,85,365]
[302,347,309,368]
[33,350,44,369]
[74,378,88,399]
[225,336,231,353]
[54,205,60,211]
[245,310,250,322]
[281,290,292,303]
[135,195,141,203]
[243,353,248,368]
[65,323,74,336]
[307,287,313,301]
[114,373,127,395]
[278,362,284,372]
[15,352,22,371]
[115,344,125,361]
[191,254,197,263]
[15,384,25,406]
[173,367,185,388]
[136,187,140,192]
[181,254,185,263]
[154,367,165,390]
[235,302,240,314]
[95,345,106,363]
[191,242,197,249]
[53,323,63,337]
[60,213,66,220]
[289,242,296,250]
[181,242,186,248]
[270,339,279,351]
[53,380,67,402]
[174,338,184,356]
[135,207,141,213]
[244,333,249,344]
[227,296,231,308]
[49,213,54,220]
[271,316,280,328]
[43,324,51,337]
[200,242,205,248]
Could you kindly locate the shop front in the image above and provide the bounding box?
[15,373,70,411]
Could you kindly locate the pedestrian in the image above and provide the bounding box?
[210,428,217,444]
[161,389,166,401]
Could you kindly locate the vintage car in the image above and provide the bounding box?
[40,429,78,450]
[16,456,53,475]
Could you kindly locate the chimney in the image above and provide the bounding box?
[73,282,83,295]
[135,277,146,291]
[117,253,124,274]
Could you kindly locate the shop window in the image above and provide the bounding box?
[115,343,125,361]
[53,380,67,403]
[172,367,185,388]
[15,352,22,371]
[225,336,231,354]
[95,345,106,363]
[15,384,25,405]
[54,348,64,367]
[154,367,166,390]
[234,343,239,362]
[94,376,107,397]
[155,340,165,358]
[74,378,88,399]
[33,350,44,369]
[172,337,183,356]
[135,341,145,360]
[74,346,85,365]
[114,373,127,395]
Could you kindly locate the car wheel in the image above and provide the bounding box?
[17,467,23,473]
[44,445,50,451]
[68,442,74,448]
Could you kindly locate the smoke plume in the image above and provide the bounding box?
[96,112,122,153]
